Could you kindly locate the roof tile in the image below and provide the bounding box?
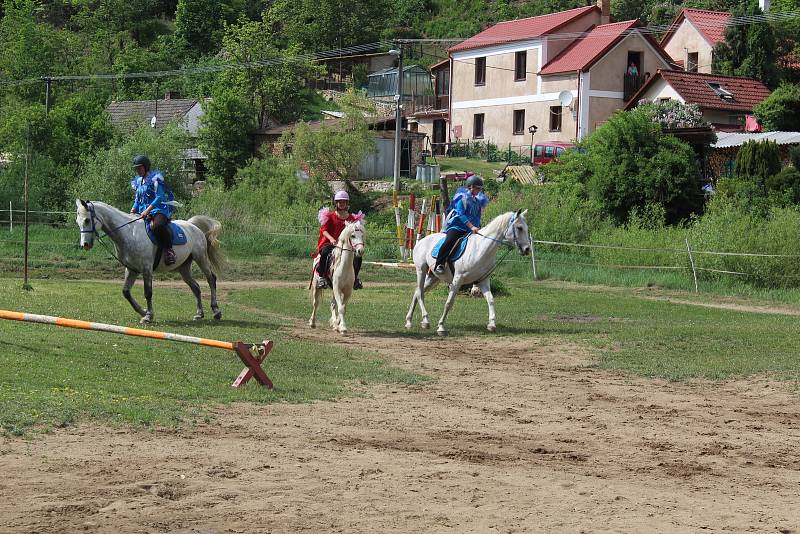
[106,98,198,129]
[632,70,770,112]
[539,20,638,75]
[449,5,598,53]
[661,8,731,47]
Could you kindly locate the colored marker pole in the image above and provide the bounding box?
[0,309,274,389]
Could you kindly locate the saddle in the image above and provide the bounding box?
[312,254,334,280]
[144,219,188,246]
[431,233,470,262]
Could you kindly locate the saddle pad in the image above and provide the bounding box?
[431,233,469,261]
[144,220,188,246]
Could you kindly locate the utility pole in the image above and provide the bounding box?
[43,77,52,114]
[391,42,405,255]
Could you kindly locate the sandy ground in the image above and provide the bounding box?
[2,287,800,533]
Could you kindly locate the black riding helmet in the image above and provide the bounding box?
[465,175,484,188]
[132,155,151,171]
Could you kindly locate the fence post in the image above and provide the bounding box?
[529,232,537,280]
[685,238,699,293]
[8,201,11,233]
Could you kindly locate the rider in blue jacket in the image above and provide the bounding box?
[434,174,488,274]
[130,155,176,265]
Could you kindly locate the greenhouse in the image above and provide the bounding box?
[367,65,434,99]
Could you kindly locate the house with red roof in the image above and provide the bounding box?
[624,70,771,131]
[660,8,731,73]
[446,0,675,148]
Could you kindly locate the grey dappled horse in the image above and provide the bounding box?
[76,200,224,324]
[406,210,531,336]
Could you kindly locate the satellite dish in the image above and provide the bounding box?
[150,116,157,128]
[558,90,574,107]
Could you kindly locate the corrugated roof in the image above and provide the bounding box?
[539,20,638,75]
[661,8,731,48]
[659,70,770,111]
[448,5,599,53]
[713,131,800,148]
[107,98,199,129]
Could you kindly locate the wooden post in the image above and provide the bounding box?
[23,145,31,290]
[529,232,537,280]
[439,175,449,230]
[685,238,698,293]
[8,201,12,233]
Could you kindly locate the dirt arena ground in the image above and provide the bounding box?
[2,308,800,533]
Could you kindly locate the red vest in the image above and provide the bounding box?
[316,211,356,253]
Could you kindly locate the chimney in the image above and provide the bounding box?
[759,0,770,12]
[598,0,610,24]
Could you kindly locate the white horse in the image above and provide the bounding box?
[308,220,366,334]
[75,200,224,324]
[405,209,531,336]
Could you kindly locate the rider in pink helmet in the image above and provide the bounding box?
[315,190,363,289]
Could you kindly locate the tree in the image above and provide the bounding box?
[283,90,376,185]
[174,0,245,57]
[735,140,781,188]
[634,100,707,128]
[712,1,779,88]
[197,88,257,188]
[576,110,701,224]
[753,83,800,131]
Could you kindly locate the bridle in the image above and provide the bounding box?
[477,212,528,251]
[79,201,142,264]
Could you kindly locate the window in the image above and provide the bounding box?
[707,82,734,101]
[515,51,527,81]
[556,147,565,156]
[474,57,486,86]
[687,52,699,73]
[513,110,525,135]
[658,97,671,103]
[544,146,555,158]
[435,69,449,96]
[728,113,745,125]
[534,145,544,157]
[549,106,562,132]
[473,113,484,138]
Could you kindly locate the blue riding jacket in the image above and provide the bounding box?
[131,170,173,217]
[444,187,489,232]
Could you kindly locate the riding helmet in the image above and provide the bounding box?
[132,155,151,171]
[334,190,350,201]
[465,175,484,188]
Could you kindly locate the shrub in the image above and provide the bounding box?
[753,82,800,131]
[735,139,781,188]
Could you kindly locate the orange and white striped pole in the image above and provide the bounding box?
[0,309,273,389]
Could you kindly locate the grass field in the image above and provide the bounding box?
[4,272,800,436]
[434,157,508,177]
[0,279,426,435]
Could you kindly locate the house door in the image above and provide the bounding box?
[401,139,411,177]
[433,119,446,155]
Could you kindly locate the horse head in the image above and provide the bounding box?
[75,199,96,250]
[342,220,366,258]
[506,209,531,256]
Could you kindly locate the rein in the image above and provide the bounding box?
[472,213,522,283]
[81,202,142,266]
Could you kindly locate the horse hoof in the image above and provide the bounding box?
[436,328,447,337]
[421,321,430,329]
[339,329,348,335]
[405,321,412,329]
[213,311,222,321]
[193,314,204,321]
[487,324,496,333]
[140,316,152,325]
[309,321,316,328]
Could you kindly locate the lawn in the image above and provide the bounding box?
[433,156,508,178]
[0,279,426,435]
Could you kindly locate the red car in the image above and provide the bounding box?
[532,142,574,166]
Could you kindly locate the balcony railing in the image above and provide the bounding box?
[623,73,645,102]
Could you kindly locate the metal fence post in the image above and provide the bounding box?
[685,238,699,293]
[529,233,537,280]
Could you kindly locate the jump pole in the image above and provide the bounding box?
[0,309,273,389]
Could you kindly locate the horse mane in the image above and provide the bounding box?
[481,211,514,237]
[337,221,357,246]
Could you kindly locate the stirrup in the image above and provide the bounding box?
[433,264,446,275]
[353,278,363,290]
[164,248,176,265]
[316,277,330,289]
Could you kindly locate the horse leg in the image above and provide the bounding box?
[335,292,349,334]
[477,278,497,332]
[309,279,321,328]
[179,260,204,321]
[436,282,460,337]
[419,272,439,329]
[196,254,221,320]
[141,270,154,324]
[405,268,423,329]
[329,294,339,330]
[122,268,145,318]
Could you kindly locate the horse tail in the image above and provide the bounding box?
[188,215,226,274]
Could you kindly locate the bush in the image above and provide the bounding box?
[753,82,800,131]
[735,139,781,188]
[582,111,701,224]
[73,124,191,212]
